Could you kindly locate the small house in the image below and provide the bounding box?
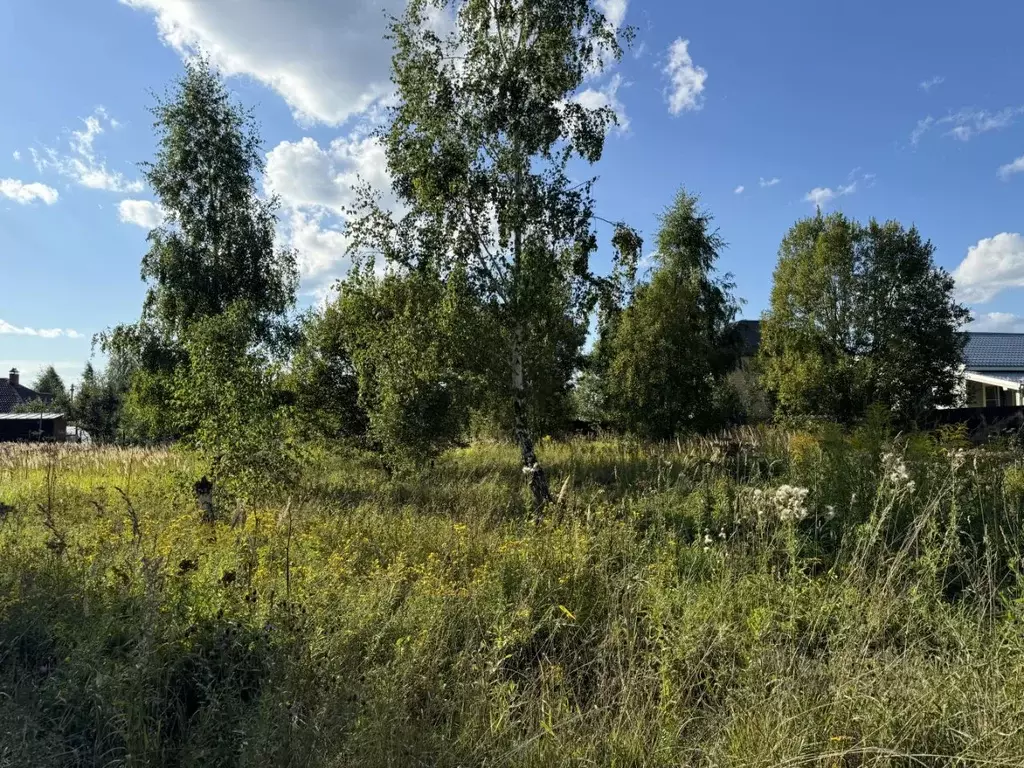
[960,334,1024,408]
[0,368,53,413]
[0,413,67,442]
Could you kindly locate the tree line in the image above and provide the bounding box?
[26,0,969,505]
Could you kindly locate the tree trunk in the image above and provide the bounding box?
[511,333,551,512]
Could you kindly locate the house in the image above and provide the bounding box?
[960,334,1024,407]
[733,322,1024,409]
[0,368,53,413]
[0,413,67,442]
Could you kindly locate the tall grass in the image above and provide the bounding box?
[2,432,1024,766]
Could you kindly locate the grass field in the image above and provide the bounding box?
[3,429,1024,766]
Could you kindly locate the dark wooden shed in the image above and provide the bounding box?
[0,413,67,442]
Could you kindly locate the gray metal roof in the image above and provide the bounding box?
[0,413,65,420]
[963,333,1024,369]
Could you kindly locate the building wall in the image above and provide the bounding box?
[0,417,67,442]
[966,380,984,407]
[964,378,1021,408]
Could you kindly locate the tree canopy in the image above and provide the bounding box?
[600,188,741,438]
[30,366,71,413]
[760,212,970,425]
[345,0,640,504]
[102,59,298,445]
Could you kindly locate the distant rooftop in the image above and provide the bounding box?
[962,333,1024,370]
[0,374,53,414]
[0,413,65,420]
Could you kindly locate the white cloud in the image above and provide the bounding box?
[804,187,836,208]
[734,185,744,195]
[595,0,627,31]
[803,172,865,208]
[12,150,20,161]
[265,133,400,286]
[121,0,405,126]
[970,312,1024,333]
[998,154,1024,180]
[663,38,707,115]
[118,199,165,228]
[265,135,395,216]
[575,73,629,132]
[33,107,143,193]
[0,178,59,205]
[285,210,353,280]
[953,232,1024,303]
[759,177,780,188]
[910,116,935,145]
[919,75,944,92]
[911,106,1024,145]
[0,320,81,338]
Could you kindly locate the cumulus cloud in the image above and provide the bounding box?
[284,210,354,280]
[33,107,143,193]
[734,185,744,195]
[0,178,59,205]
[953,232,1024,303]
[911,106,1024,145]
[0,320,81,338]
[265,135,395,216]
[803,184,856,208]
[919,75,944,92]
[575,73,629,132]
[12,150,20,161]
[264,133,401,287]
[120,0,404,126]
[759,177,780,188]
[970,312,1024,333]
[663,38,706,114]
[998,154,1024,180]
[804,187,836,208]
[118,199,165,228]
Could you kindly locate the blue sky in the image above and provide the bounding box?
[3,0,1024,385]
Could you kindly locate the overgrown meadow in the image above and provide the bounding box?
[4,430,1024,767]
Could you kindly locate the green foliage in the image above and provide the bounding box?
[288,303,368,443]
[601,189,740,438]
[29,366,71,413]
[722,359,774,425]
[346,0,640,498]
[4,433,1024,765]
[761,212,970,425]
[72,362,126,443]
[473,276,589,438]
[336,266,484,467]
[102,59,297,444]
[172,302,297,500]
[10,399,50,415]
[570,368,606,426]
[139,58,297,343]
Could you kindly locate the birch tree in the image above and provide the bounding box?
[347,0,639,506]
